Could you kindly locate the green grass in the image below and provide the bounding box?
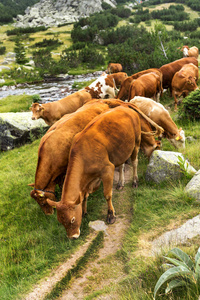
[0,94,37,113]
[0,139,107,300]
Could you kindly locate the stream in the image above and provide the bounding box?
[0,71,103,103]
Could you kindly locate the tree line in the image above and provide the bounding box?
[0,0,39,24]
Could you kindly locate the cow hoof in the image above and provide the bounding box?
[116,183,124,190]
[107,210,116,224]
[132,182,138,188]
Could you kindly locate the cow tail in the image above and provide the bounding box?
[127,103,164,137]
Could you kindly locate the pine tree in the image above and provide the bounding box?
[14,37,27,64]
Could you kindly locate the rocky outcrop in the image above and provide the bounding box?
[14,0,117,28]
[185,170,200,201]
[0,112,48,151]
[146,150,196,184]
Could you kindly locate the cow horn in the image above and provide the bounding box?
[28,183,35,187]
[46,199,58,209]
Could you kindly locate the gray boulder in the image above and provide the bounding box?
[146,150,196,183]
[0,112,48,151]
[185,170,200,201]
[14,0,117,28]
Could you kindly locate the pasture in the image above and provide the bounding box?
[1,89,200,299]
[1,1,200,298]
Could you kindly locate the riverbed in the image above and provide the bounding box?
[0,71,103,103]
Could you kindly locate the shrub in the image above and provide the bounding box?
[32,38,63,50]
[6,26,47,36]
[0,46,6,55]
[178,89,200,120]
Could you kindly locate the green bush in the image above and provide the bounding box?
[32,38,63,49]
[0,46,6,55]
[178,89,200,120]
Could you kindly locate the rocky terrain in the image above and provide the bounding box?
[14,0,117,28]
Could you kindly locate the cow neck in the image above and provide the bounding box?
[61,155,84,206]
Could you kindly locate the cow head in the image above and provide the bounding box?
[30,103,44,120]
[29,187,55,215]
[168,128,185,149]
[47,194,83,239]
[181,45,189,57]
[185,76,198,92]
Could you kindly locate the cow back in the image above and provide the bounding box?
[159,57,198,90]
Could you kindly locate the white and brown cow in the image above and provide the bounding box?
[84,73,117,99]
[47,105,163,238]
[180,45,199,59]
[130,96,185,148]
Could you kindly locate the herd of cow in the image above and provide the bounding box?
[29,47,199,239]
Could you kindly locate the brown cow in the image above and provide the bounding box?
[117,68,162,101]
[159,57,198,93]
[171,63,199,110]
[180,45,199,59]
[130,96,185,148]
[46,105,163,238]
[30,90,93,126]
[29,99,163,215]
[107,72,128,89]
[106,63,123,74]
[128,72,163,101]
[30,73,118,126]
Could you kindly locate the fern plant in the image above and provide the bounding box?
[154,247,200,299]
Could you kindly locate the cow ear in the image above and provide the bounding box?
[47,199,59,209]
[74,192,84,206]
[28,183,35,187]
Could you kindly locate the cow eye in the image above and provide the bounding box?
[71,217,75,223]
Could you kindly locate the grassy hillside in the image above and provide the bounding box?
[1,2,200,299]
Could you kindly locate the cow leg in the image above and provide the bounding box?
[82,194,88,216]
[130,144,140,188]
[172,90,178,111]
[116,163,125,190]
[101,163,116,224]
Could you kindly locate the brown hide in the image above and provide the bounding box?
[181,45,199,59]
[117,68,162,101]
[47,106,142,238]
[107,72,128,89]
[30,99,163,216]
[159,57,198,91]
[30,100,122,215]
[29,89,93,126]
[128,72,162,101]
[106,63,123,74]
[130,96,185,148]
[172,64,199,110]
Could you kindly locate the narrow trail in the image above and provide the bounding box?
[24,165,133,300]
[24,163,200,300]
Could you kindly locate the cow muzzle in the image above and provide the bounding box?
[68,229,80,240]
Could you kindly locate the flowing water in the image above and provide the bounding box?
[0,71,102,103]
